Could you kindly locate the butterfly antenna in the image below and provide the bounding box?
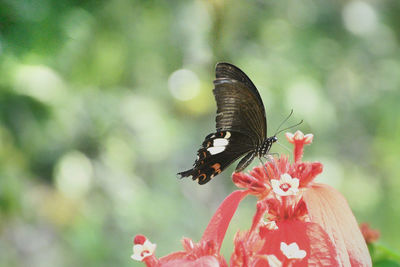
[274,109,294,136]
[274,119,303,136]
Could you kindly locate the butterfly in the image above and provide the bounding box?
[178,62,299,185]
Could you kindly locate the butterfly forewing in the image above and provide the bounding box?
[214,80,266,143]
[215,63,265,114]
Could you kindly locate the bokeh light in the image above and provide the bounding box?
[0,1,399,266]
[168,69,200,101]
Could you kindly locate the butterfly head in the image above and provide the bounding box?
[271,136,278,143]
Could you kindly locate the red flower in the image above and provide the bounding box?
[231,131,371,266]
[133,131,372,267]
[131,190,249,266]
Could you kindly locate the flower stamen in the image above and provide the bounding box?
[271,173,299,196]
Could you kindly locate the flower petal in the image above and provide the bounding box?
[201,190,250,251]
[232,171,269,197]
[293,130,305,140]
[280,242,307,259]
[259,220,340,266]
[161,255,220,267]
[131,238,157,262]
[303,134,314,144]
[303,183,372,267]
[266,254,282,267]
[291,178,299,188]
[281,173,292,183]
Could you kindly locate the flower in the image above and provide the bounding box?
[133,131,372,267]
[359,223,380,244]
[231,131,371,266]
[271,173,299,196]
[285,131,313,144]
[131,190,249,267]
[285,130,313,163]
[132,235,157,261]
[131,235,158,266]
[280,242,306,260]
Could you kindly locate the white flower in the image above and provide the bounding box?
[271,173,299,196]
[285,131,313,144]
[131,239,157,261]
[263,220,279,230]
[280,242,307,259]
[266,254,282,267]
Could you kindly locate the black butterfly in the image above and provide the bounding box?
[178,63,297,185]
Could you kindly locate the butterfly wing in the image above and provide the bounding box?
[177,130,254,184]
[214,63,267,142]
[178,63,268,184]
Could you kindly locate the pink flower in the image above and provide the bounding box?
[285,131,313,163]
[131,191,249,266]
[231,131,371,266]
[133,131,372,267]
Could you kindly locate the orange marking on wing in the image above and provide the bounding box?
[211,163,222,174]
[197,173,207,181]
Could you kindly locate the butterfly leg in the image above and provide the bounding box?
[263,154,280,177]
[235,152,255,172]
[266,152,280,159]
[258,157,271,181]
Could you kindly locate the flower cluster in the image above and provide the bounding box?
[132,131,372,267]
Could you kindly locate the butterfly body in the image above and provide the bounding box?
[178,63,278,185]
[257,136,278,157]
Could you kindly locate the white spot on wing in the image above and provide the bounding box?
[207,146,225,155]
[224,131,231,139]
[213,138,228,146]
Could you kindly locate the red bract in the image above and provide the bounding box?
[303,184,371,266]
[132,131,372,267]
[131,191,248,266]
[257,220,339,267]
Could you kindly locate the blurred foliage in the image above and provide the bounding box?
[370,243,400,267]
[0,0,400,266]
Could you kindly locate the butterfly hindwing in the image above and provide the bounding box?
[178,130,254,184]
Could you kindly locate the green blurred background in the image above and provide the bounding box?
[1,0,400,266]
